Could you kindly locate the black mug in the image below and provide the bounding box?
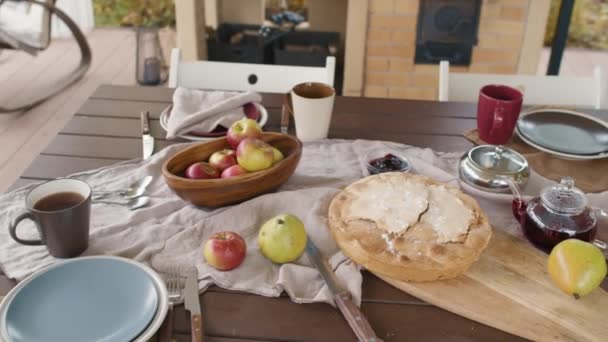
[9,179,91,258]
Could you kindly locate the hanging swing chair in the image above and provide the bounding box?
[0,0,91,112]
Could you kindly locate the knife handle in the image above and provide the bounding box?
[280,92,292,135]
[334,292,383,342]
[191,313,204,342]
[141,111,150,134]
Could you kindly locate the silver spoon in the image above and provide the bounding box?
[93,176,153,200]
[93,196,150,210]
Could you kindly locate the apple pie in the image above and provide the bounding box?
[328,172,492,282]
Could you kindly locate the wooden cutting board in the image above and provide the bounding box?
[375,229,608,342]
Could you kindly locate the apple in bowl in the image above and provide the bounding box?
[226,118,262,149]
[209,149,237,172]
[221,164,248,178]
[236,138,275,172]
[185,162,220,179]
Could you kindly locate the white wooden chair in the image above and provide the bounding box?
[438,61,607,109]
[168,48,335,92]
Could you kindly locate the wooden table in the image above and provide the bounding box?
[4,85,600,341]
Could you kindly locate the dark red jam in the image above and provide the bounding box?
[367,154,407,174]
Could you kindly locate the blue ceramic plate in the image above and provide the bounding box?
[5,258,159,342]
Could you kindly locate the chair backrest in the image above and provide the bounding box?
[438,61,607,109]
[168,48,336,92]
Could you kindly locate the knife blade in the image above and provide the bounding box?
[141,111,154,160]
[306,238,382,342]
[184,268,204,342]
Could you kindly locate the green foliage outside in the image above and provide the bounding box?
[93,0,175,27]
[544,0,608,50]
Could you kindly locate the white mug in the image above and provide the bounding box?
[288,82,335,141]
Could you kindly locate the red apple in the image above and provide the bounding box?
[203,231,247,271]
[209,149,237,172]
[226,118,262,149]
[243,102,261,121]
[221,164,248,178]
[184,162,220,179]
[236,138,274,172]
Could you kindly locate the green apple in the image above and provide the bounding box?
[258,214,307,264]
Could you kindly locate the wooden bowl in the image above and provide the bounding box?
[162,133,302,207]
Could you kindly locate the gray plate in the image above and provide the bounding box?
[517,109,608,155]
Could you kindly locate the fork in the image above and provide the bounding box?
[159,269,184,342]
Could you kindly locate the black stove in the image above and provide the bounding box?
[414,0,482,65]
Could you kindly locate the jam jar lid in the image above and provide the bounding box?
[540,177,587,215]
[468,145,528,175]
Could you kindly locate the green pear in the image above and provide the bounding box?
[258,214,307,264]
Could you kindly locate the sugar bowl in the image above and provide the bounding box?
[459,145,529,193]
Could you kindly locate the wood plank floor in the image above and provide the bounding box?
[0,29,606,193]
[0,28,136,192]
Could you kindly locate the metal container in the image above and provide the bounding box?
[459,145,529,193]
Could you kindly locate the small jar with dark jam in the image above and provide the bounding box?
[365,150,412,175]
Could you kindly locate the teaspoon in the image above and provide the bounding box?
[93,196,150,210]
[93,176,153,200]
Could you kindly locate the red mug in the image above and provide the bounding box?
[477,85,523,145]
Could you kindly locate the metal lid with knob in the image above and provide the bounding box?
[459,145,530,193]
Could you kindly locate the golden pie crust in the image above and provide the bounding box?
[328,172,492,282]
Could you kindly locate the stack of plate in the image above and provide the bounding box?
[0,257,168,342]
[516,109,608,160]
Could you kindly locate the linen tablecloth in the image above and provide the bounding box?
[1,139,606,306]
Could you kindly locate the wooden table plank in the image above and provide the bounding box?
[170,336,262,342]
[92,84,175,102]
[21,155,126,179]
[77,99,170,119]
[63,116,166,139]
[42,135,174,160]
[330,131,473,152]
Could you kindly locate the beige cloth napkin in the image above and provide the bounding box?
[166,87,262,139]
[2,140,605,306]
[464,129,608,193]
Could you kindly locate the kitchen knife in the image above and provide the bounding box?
[141,111,154,160]
[184,268,204,342]
[280,93,292,135]
[306,238,383,342]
